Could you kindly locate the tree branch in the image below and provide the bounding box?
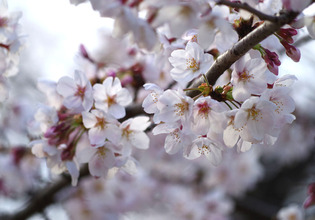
[187,10,298,98]
[216,0,279,22]
[0,165,89,220]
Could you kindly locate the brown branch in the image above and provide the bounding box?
[216,0,279,22]
[187,10,299,98]
[0,165,89,220]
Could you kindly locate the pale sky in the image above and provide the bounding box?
[9,0,113,81]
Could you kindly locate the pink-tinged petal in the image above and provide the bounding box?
[74,70,87,87]
[116,88,132,106]
[66,161,79,186]
[75,137,96,163]
[88,127,106,147]
[197,22,216,49]
[232,84,251,102]
[282,114,296,124]
[142,92,159,114]
[94,102,108,113]
[237,140,252,152]
[275,74,297,87]
[204,145,222,166]
[193,115,210,135]
[103,124,122,145]
[89,148,115,178]
[234,56,246,72]
[129,116,150,131]
[111,77,123,94]
[82,94,93,111]
[184,144,201,160]
[81,111,97,129]
[247,119,265,141]
[102,76,114,88]
[131,131,150,149]
[93,83,107,101]
[234,110,247,128]
[108,104,126,119]
[152,123,174,135]
[164,131,182,154]
[223,125,240,148]
[57,76,76,97]
[64,95,82,109]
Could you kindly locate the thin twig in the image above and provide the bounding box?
[215,0,278,22]
[0,165,89,220]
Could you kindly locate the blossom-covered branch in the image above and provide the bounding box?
[187,9,298,98]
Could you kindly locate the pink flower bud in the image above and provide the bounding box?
[281,40,301,62]
[304,193,315,208]
[307,183,315,195]
[107,70,116,78]
[79,44,89,59]
[263,49,281,75]
[278,28,298,44]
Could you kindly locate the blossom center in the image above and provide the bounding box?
[179,5,193,17]
[270,97,284,114]
[238,70,253,82]
[107,95,116,107]
[95,117,107,129]
[198,144,210,155]
[174,100,189,116]
[122,124,133,139]
[97,147,107,159]
[197,102,210,118]
[186,58,200,71]
[247,106,262,121]
[0,17,8,27]
[75,86,86,100]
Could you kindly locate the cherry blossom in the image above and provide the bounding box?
[142,83,163,115]
[234,97,276,143]
[118,116,151,156]
[184,136,223,165]
[57,70,93,111]
[93,77,132,119]
[168,41,213,86]
[192,96,226,135]
[82,109,121,147]
[231,56,268,102]
[154,89,194,126]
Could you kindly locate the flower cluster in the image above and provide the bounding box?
[144,36,296,166]
[31,71,150,185]
[0,0,23,101]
